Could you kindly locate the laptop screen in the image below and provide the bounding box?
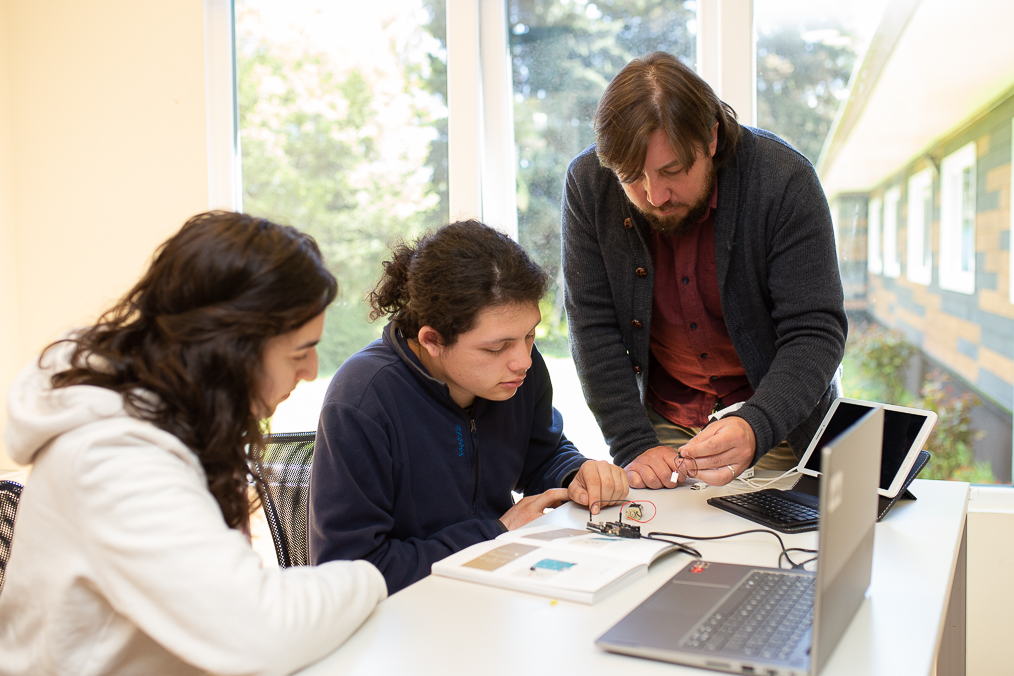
[802,401,928,492]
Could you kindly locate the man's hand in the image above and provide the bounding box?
[499,488,570,530]
[679,417,756,486]
[568,460,630,514]
[625,445,682,489]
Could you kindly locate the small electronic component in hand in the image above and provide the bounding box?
[586,521,641,538]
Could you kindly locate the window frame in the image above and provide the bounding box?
[204,0,240,211]
[882,185,901,278]
[939,141,977,295]
[1010,117,1014,303]
[867,195,883,276]
[906,168,933,286]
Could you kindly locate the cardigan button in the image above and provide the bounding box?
[632,365,642,374]
[631,319,642,328]
[623,218,633,230]
[635,267,648,277]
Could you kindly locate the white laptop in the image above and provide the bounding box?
[595,406,884,676]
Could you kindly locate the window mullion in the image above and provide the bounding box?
[697,0,756,126]
[204,0,240,211]
[478,0,518,239]
[446,0,484,222]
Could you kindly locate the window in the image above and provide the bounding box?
[221,1,1014,488]
[755,0,881,166]
[507,1,697,347]
[505,1,698,460]
[939,141,977,294]
[906,168,933,286]
[867,196,882,275]
[235,0,449,385]
[882,185,901,278]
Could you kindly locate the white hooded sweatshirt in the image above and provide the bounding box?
[0,342,386,676]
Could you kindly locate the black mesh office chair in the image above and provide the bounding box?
[0,480,24,596]
[255,432,316,568]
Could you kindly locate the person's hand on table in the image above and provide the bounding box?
[678,416,756,486]
[567,459,629,515]
[624,445,682,489]
[499,488,570,530]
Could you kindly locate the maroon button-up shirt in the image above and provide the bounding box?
[646,182,754,427]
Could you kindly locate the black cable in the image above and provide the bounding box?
[642,534,703,559]
[647,528,818,570]
[588,499,629,517]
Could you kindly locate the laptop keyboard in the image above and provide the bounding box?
[683,571,815,661]
[721,490,819,525]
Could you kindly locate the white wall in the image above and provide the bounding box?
[0,1,19,470]
[0,0,210,468]
[966,490,1014,674]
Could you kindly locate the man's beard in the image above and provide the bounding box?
[635,159,715,236]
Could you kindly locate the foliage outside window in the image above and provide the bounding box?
[843,320,995,484]
[755,20,858,166]
[507,0,697,354]
[236,0,448,375]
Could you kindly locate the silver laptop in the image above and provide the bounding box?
[596,406,884,676]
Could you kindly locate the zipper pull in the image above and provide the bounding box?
[470,418,476,432]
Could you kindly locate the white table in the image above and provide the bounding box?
[297,479,968,675]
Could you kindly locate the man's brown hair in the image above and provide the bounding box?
[594,51,741,183]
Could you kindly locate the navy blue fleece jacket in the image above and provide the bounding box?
[308,323,588,594]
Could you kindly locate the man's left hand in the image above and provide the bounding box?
[568,460,630,514]
[679,417,756,486]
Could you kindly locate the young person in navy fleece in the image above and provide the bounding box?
[308,220,629,594]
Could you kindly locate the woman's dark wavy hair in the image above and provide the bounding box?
[46,211,337,529]
[368,220,549,345]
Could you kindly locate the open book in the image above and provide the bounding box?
[431,524,677,604]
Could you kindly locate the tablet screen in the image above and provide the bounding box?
[803,401,929,491]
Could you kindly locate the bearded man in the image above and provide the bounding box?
[562,51,847,489]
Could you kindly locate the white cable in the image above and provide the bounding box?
[726,467,800,492]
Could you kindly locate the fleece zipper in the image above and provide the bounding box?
[468,412,480,513]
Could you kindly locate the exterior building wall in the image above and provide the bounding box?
[865,93,1014,413]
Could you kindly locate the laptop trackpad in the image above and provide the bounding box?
[598,562,749,648]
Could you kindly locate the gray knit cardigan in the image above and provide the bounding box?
[561,126,847,467]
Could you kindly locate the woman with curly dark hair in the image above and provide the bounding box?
[309,220,628,595]
[0,212,385,676]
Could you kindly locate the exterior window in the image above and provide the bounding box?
[906,168,933,286]
[939,142,976,294]
[235,1,449,379]
[507,1,696,334]
[882,186,901,278]
[867,195,882,275]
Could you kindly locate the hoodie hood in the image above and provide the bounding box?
[5,340,139,466]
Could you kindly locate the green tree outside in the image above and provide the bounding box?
[236,3,448,374]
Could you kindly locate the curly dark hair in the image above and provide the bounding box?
[368,220,549,345]
[46,211,338,529]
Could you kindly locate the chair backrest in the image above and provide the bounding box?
[255,432,315,568]
[0,480,24,595]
